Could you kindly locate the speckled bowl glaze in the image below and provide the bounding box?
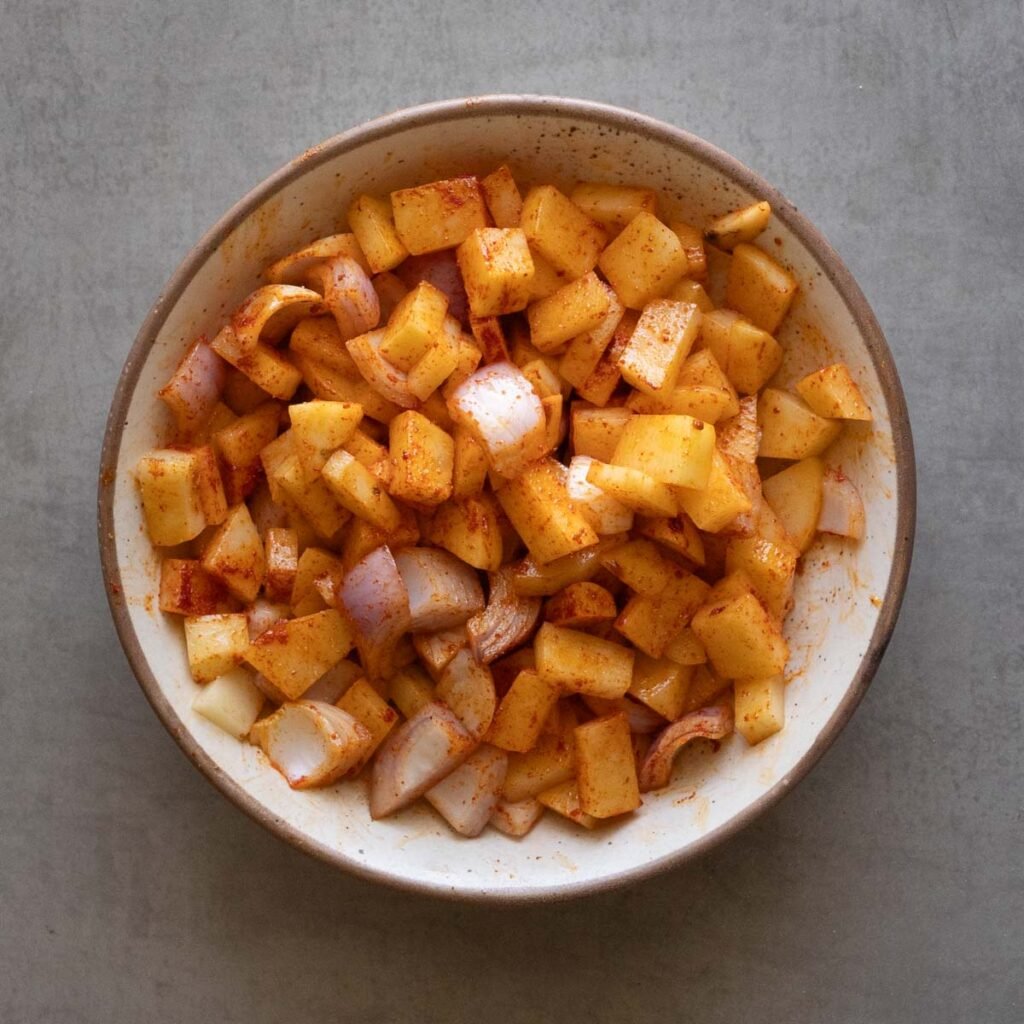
[98,96,914,901]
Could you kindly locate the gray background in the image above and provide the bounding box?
[2,0,1021,1021]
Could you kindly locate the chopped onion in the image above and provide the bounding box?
[435,648,497,739]
[246,599,289,641]
[157,340,227,438]
[192,667,265,739]
[818,469,866,540]
[425,745,508,837]
[466,569,542,664]
[264,234,369,285]
[638,705,735,792]
[394,548,485,632]
[346,329,419,408]
[567,456,635,534]
[251,700,373,789]
[508,535,627,597]
[231,284,323,350]
[338,545,410,681]
[582,695,666,734]
[302,658,363,704]
[489,797,545,837]
[369,701,477,818]
[304,255,380,342]
[396,250,469,326]
[412,626,469,680]
[447,362,548,476]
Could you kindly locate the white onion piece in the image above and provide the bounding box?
[305,255,380,342]
[346,329,419,408]
[247,482,291,534]
[192,667,264,738]
[425,745,508,837]
[818,469,866,540]
[435,648,497,740]
[395,548,485,633]
[246,599,289,641]
[370,702,477,818]
[489,797,545,837]
[466,569,542,664]
[265,234,369,285]
[412,626,469,680]
[231,284,323,350]
[567,456,635,534]
[157,340,227,437]
[582,695,666,734]
[447,362,548,476]
[638,705,735,792]
[338,545,410,681]
[396,250,469,325]
[251,700,372,789]
[302,658,363,703]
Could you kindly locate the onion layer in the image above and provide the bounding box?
[638,705,735,792]
[395,548,485,633]
[489,797,545,837]
[425,745,508,837]
[305,255,380,342]
[157,340,227,438]
[436,648,497,740]
[264,234,370,285]
[231,284,323,350]
[818,469,866,539]
[346,329,418,408]
[467,569,542,664]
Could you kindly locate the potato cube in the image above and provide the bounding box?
[614,573,710,658]
[288,399,363,475]
[670,221,708,279]
[487,669,561,753]
[663,627,707,666]
[526,247,569,300]
[136,449,207,546]
[734,674,785,745]
[675,450,753,533]
[379,281,449,372]
[263,527,299,602]
[535,622,634,698]
[618,299,702,396]
[184,613,250,683]
[598,212,689,308]
[571,404,633,462]
[665,278,714,312]
[159,559,235,616]
[347,194,408,273]
[201,503,266,602]
[389,665,436,719]
[612,414,716,490]
[700,310,782,395]
[570,182,657,233]
[537,779,598,829]
[599,538,678,596]
[725,243,798,333]
[758,388,842,459]
[680,664,731,715]
[321,449,401,530]
[629,653,693,721]
[191,444,228,526]
[566,455,634,535]
[691,592,789,678]
[209,326,302,401]
[521,184,607,278]
[635,515,706,566]
[428,494,503,571]
[795,364,872,421]
[585,461,677,517]
[457,227,534,318]
[387,411,454,507]
[502,727,576,802]
[521,358,563,399]
[527,272,614,353]
[717,395,761,464]
[391,176,488,255]
[544,582,617,628]
[441,336,483,399]
[575,713,640,818]
[468,314,510,363]
[726,536,798,620]
[291,547,344,616]
[245,609,355,699]
[336,677,400,767]
[559,294,626,391]
[451,428,489,498]
[191,667,265,738]
[342,428,391,480]
[272,453,350,539]
[705,201,772,250]
[480,165,523,228]
[761,457,825,552]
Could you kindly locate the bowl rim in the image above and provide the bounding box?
[97,94,916,903]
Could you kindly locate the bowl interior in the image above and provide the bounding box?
[102,98,910,900]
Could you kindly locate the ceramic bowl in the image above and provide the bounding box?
[98,96,915,901]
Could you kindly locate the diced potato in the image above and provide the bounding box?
[184,613,250,683]
[342,428,391,481]
[700,310,782,395]
[412,627,468,681]
[559,294,626,392]
[614,573,710,658]
[680,664,731,715]
[544,582,617,628]
[585,461,677,517]
[371,271,409,321]
[541,394,565,454]
[389,665,436,719]
[629,653,693,721]
[264,527,299,602]
[725,244,798,333]
[209,326,302,401]
[535,622,634,698]
[379,281,449,372]
[526,247,569,301]
[191,667,265,738]
[522,358,563,399]
[191,445,228,526]
[480,165,524,228]
[502,730,576,802]
[451,428,489,498]
[663,627,707,666]
[441,337,483,399]
[691,591,789,678]
[598,212,689,308]
[566,455,634,534]
[271,453,350,540]
[487,669,560,753]
[527,272,614,353]
[599,538,678,596]
[675,450,753,533]
[214,401,282,502]
[468,314,510,363]
[670,221,707,279]
[391,176,488,255]
[428,494,503,571]
[665,278,714,312]
[457,227,535,317]
[761,457,825,552]
[796,364,872,421]
[571,404,633,462]
[574,713,640,818]
[508,540,616,598]
[201,503,266,602]
[347,194,408,273]
[406,316,461,401]
[717,395,761,464]
[321,449,402,530]
[570,182,657,233]
[520,184,607,278]
[336,677,400,768]
[734,674,785,745]
[758,388,842,459]
[159,558,235,616]
[618,299,702,396]
[721,457,763,537]
[635,515,706,566]
[537,779,598,829]
[496,459,598,564]
[612,414,716,490]
[288,400,363,475]
[705,201,772,250]
[387,411,454,507]
[726,536,798,620]
[136,449,207,546]
[291,547,344,617]
[245,609,355,700]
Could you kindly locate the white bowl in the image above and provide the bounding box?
[98,96,915,901]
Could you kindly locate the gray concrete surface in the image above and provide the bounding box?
[2,1,1021,1021]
